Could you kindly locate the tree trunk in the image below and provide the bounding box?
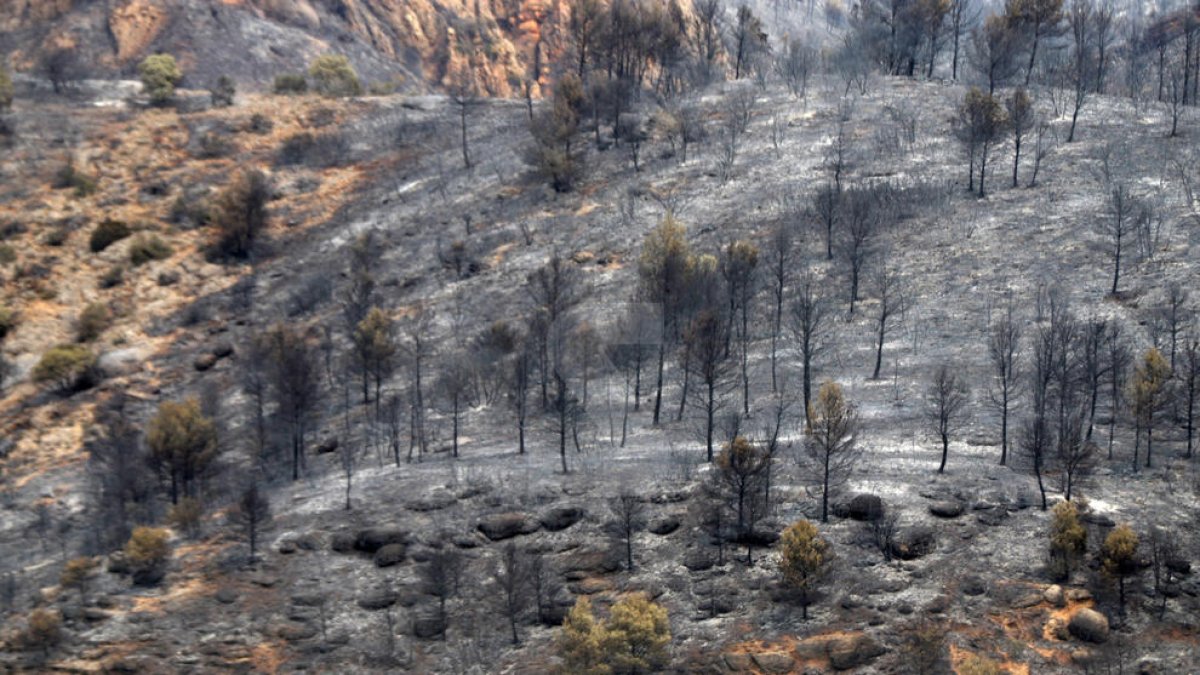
[1000,387,1009,465]
[706,381,715,462]
[873,318,885,379]
[653,340,665,425]
[1012,135,1021,188]
[938,434,949,473]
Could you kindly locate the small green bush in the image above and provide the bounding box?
[22,609,61,655]
[169,193,211,227]
[210,170,270,259]
[273,73,308,95]
[0,305,18,341]
[0,243,14,265]
[308,55,361,98]
[124,526,171,586]
[99,265,125,289]
[210,75,235,107]
[128,234,172,266]
[89,219,130,253]
[43,226,71,246]
[246,113,274,135]
[138,54,182,105]
[32,344,96,393]
[0,62,13,112]
[53,161,97,197]
[195,130,234,159]
[75,302,110,342]
[167,497,203,538]
[60,557,97,596]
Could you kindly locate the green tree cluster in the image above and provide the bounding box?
[558,593,671,674]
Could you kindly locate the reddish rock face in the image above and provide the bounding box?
[3,0,570,96]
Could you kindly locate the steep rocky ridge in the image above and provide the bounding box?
[1,0,570,95]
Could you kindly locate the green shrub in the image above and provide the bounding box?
[167,497,203,538]
[273,73,308,95]
[124,526,171,586]
[169,193,211,227]
[89,219,130,252]
[210,170,270,259]
[246,113,274,135]
[0,243,14,265]
[43,226,71,246]
[75,302,110,342]
[128,233,172,266]
[0,62,12,111]
[53,160,97,197]
[0,305,18,341]
[138,54,182,105]
[22,609,61,655]
[99,265,125,289]
[209,75,235,107]
[308,55,361,98]
[195,130,234,159]
[60,557,97,598]
[32,344,96,393]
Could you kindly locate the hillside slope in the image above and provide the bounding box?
[1,67,1198,671]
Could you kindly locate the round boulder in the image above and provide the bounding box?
[828,634,886,670]
[890,526,936,560]
[356,588,397,611]
[928,501,965,518]
[477,512,541,541]
[373,543,407,568]
[1068,608,1110,644]
[354,527,410,553]
[539,506,585,532]
[648,515,681,535]
[845,494,884,522]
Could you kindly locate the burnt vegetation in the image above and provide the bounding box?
[1,0,1200,673]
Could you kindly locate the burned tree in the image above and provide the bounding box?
[798,381,861,523]
[870,258,908,380]
[1100,184,1139,296]
[790,270,832,429]
[229,480,271,560]
[491,543,532,645]
[714,436,770,563]
[988,302,1022,465]
[954,87,1007,197]
[261,323,321,481]
[925,365,970,474]
[608,488,647,571]
[685,309,734,462]
[720,239,759,415]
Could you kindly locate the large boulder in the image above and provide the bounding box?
[356,588,397,611]
[890,526,936,560]
[648,515,682,535]
[373,543,407,568]
[559,547,622,578]
[539,506,585,532]
[477,512,541,541]
[828,634,886,670]
[928,501,965,518]
[845,494,884,521]
[751,652,795,674]
[354,527,410,553]
[1068,608,1110,643]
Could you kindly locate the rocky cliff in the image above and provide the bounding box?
[1,0,569,96]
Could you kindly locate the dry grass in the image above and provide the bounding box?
[0,93,375,488]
